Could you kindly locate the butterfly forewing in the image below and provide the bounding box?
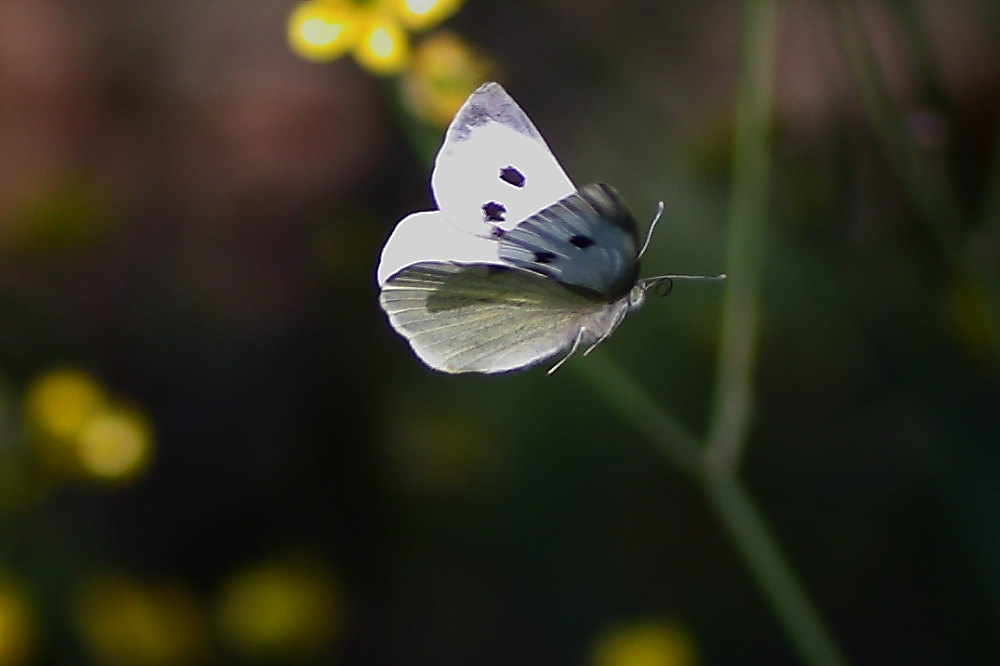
[497,183,641,299]
[431,83,576,236]
[380,262,628,374]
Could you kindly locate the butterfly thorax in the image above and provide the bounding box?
[495,183,641,302]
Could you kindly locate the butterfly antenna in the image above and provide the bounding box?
[642,273,727,294]
[638,201,665,259]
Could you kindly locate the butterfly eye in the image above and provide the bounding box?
[499,166,526,188]
[482,201,506,222]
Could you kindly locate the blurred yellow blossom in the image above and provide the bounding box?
[25,369,106,474]
[216,557,340,659]
[287,1,359,62]
[287,0,463,75]
[589,619,697,666]
[402,31,494,127]
[0,576,36,666]
[395,0,464,30]
[74,575,207,666]
[23,369,154,484]
[77,407,153,483]
[25,369,104,443]
[353,15,410,76]
[383,404,503,494]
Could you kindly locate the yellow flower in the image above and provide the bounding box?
[76,407,153,483]
[25,369,105,442]
[0,576,36,666]
[216,558,340,659]
[287,1,360,62]
[394,0,464,31]
[74,575,206,666]
[24,369,106,475]
[287,0,464,75]
[23,369,154,484]
[589,619,697,666]
[352,15,410,76]
[402,31,494,127]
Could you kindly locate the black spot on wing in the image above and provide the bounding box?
[570,235,595,248]
[533,251,557,264]
[490,226,506,238]
[482,201,506,222]
[499,166,526,187]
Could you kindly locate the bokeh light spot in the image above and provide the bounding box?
[74,575,206,666]
[287,2,357,62]
[396,0,463,30]
[402,31,493,127]
[25,369,104,442]
[0,577,36,666]
[353,19,409,75]
[77,409,152,482]
[589,619,697,666]
[216,558,340,659]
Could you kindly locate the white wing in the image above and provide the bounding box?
[431,82,576,234]
[377,211,498,286]
[379,262,628,374]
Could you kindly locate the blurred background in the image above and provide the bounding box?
[0,0,998,664]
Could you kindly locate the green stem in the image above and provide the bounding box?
[707,1,849,663]
[703,471,850,666]
[580,1,850,662]
[704,0,776,471]
[572,354,702,479]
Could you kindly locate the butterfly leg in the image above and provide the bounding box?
[546,327,588,375]
[582,307,628,356]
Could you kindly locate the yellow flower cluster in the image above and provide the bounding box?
[71,558,340,665]
[216,558,341,658]
[288,0,464,74]
[401,31,494,127]
[24,369,152,484]
[74,575,207,666]
[287,0,494,127]
[589,619,698,666]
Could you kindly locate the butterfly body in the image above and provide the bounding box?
[377,82,722,374]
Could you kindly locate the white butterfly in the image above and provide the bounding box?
[377,82,724,375]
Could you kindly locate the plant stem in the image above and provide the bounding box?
[582,0,851,662]
[704,0,775,471]
[708,1,849,663]
[703,470,850,666]
[573,355,702,479]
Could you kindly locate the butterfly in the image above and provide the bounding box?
[376,82,724,375]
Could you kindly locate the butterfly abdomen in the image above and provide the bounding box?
[497,183,641,300]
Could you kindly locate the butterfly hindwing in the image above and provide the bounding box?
[497,183,641,299]
[376,211,500,286]
[379,262,629,374]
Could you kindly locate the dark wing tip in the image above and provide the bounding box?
[576,183,638,239]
